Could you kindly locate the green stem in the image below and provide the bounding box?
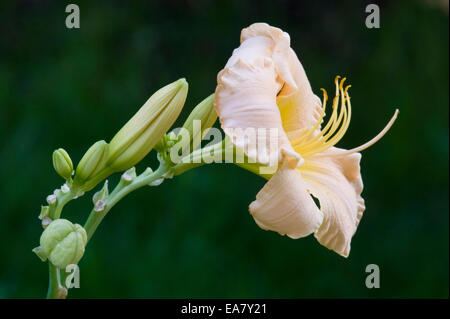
[84,164,169,243]
[171,141,223,175]
[46,263,67,299]
[46,164,170,299]
[45,187,77,299]
[45,141,238,298]
[52,190,76,220]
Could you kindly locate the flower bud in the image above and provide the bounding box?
[52,148,73,180]
[73,140,109,185]
[41,217,52,229]
[92,180,109,212]
[179,94,217,152]
[33,219,87,269]
[92,180,109,204]
[121,167,136,183]
[107,78,188,172]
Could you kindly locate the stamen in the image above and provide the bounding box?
[291,76,399,158]
[321,78,347,142]
[315,109,399,157]
[294,87,338,149]
[295,76,351,157]
[314,82,351,154]
[292,76,398,159]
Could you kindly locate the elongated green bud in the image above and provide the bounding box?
[107,78,188,171]
[179,94,217,152]
[32,219,87,269]
[74,140,109,185]
[52,148,73,180]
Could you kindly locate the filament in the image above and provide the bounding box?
[315,109,399,157]
[293,76,398,158]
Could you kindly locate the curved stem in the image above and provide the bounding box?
[52,190,76,220]
[45,141,240,298]
[46,164,170,299]
[84,164,169,243]
[46,189,76,299]
[171,141,224,175]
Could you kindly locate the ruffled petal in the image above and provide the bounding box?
[215,23,324,166]
[249,160,324,239]
[240,23,298,89]
[215,23,299,166]
[299,147,365,257]
[244,23,323,141]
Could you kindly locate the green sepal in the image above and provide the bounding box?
[39,206,50,220]
[32,246,48,262]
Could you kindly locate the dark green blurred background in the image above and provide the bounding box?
[0,0,448,298]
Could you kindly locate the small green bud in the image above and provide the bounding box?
[107,78,188,172]
[148,178,164,187]
[58,287,68,299]
[33,219,87,269]
[92,180,109,212]
[92,180,109,204]
[61,183,70,194]
[52,148,74,180]
[74,140,109,185]
[179,94,217,152]
[121,167,136,183]
[46,194,57,205]
[41,217,52,228]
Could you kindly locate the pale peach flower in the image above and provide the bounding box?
[215,23,398,257]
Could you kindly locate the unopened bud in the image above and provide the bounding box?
[74,140,109,185]
[61,183,70,193]
[58,287,68,299]
[46,194,57,205]
[121,167,136,183]
[107,78,188,172]
[33,219,87,269]
[52,148,73,181]
[42,217,52,228]
[94,200,107,212]
[149,178,164,186]
[92,181,108,212]
[179,94,217,152]
[92,180,109,204]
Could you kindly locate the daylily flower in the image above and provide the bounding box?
[214,23,398,257]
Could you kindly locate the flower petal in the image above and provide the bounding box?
[249,160,324,239]
[299,147,365,257]
[215,24,299,166]
[276,48,323,139]
[247,20,325,139]
[240,23,297,89]
[277,84,323,139]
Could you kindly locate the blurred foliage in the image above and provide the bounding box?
[0,0,448,298]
